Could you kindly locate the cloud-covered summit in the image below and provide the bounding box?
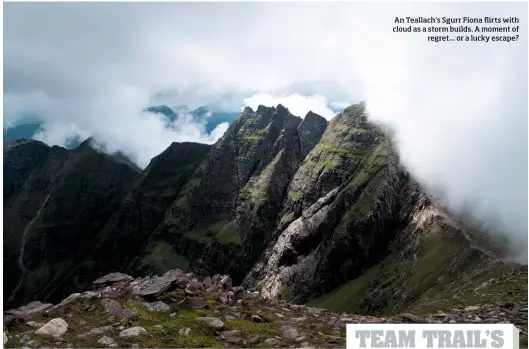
[4,2,527,261]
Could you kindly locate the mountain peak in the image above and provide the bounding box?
[145,105,178,122]
[256,105,275,115]
[298,111,328,159]
[304,110,326,122]
[77,137,94,148]
[342,102,367,121]
[3,138,49,154]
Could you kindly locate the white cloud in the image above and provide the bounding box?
[4,2,527,261]
[243,93,336,119]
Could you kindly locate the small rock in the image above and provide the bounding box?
[203,276,213,288]
[97,336,117,347]
[219,293,229,304]
[185,280,205,296]
[121,309,139,320]
[282,326,299,339]
[119,327,148,338]
[464,306,481,312]
[251,314,264,322]
[220,276,232,291]
[196,317,224,329]
[220,330,241,337]
[275,313,285,318]
[186,297,206,310]
[265,338,280,345]
[179,327,191,336]
[401,313,423,323]
[35,318,69,338]
[20,334,31,344]
[131,344,140,349]
[248,335,260,344]
[26,339,41,348]
[293,317,307,322]
[81,291,101,300]
[295,336,306,342]
[101,299,123,315]
[154,324,165,332]
[77,326,113,339]
[224,336,242,344]
[169,313,178,318]
[145,301,171,312]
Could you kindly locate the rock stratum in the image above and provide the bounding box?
[4,103,528,347]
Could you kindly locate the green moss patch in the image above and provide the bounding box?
[224,318,280,338]
[121,303,222,347]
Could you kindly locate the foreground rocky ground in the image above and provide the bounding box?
[4,270,528,348]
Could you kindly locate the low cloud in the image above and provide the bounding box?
[7,87,228,168]
[243,93,341,119]
[4,2,527,261]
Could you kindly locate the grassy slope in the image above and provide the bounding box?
[310,221,527,316]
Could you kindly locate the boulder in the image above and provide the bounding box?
[97,335,118,347]
[196,317,224,330]
[203,276,213,288]
[101,299,123,315]
[93,273,133,288]
[220,276,232,291]
[5,301,53,317]
[35,318,68,338]
[132,274,180,298]
[144,301,171,312]
[119,327,148,338]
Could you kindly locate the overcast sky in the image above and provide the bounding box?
[4,2,527,261]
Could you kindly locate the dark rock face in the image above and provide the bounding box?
[90,142,211,277]
[4,104,524,318]
[297,111,328,159]
[4,141,142,308]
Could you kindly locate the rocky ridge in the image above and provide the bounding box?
[4,270,527,348]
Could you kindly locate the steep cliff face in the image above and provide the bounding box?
[92,142,212,276]
[4,140,142,308]
[244,103,411,301]
[4,103,524,317]
[139,105,328,282]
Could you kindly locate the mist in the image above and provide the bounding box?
[4,2,527,262]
